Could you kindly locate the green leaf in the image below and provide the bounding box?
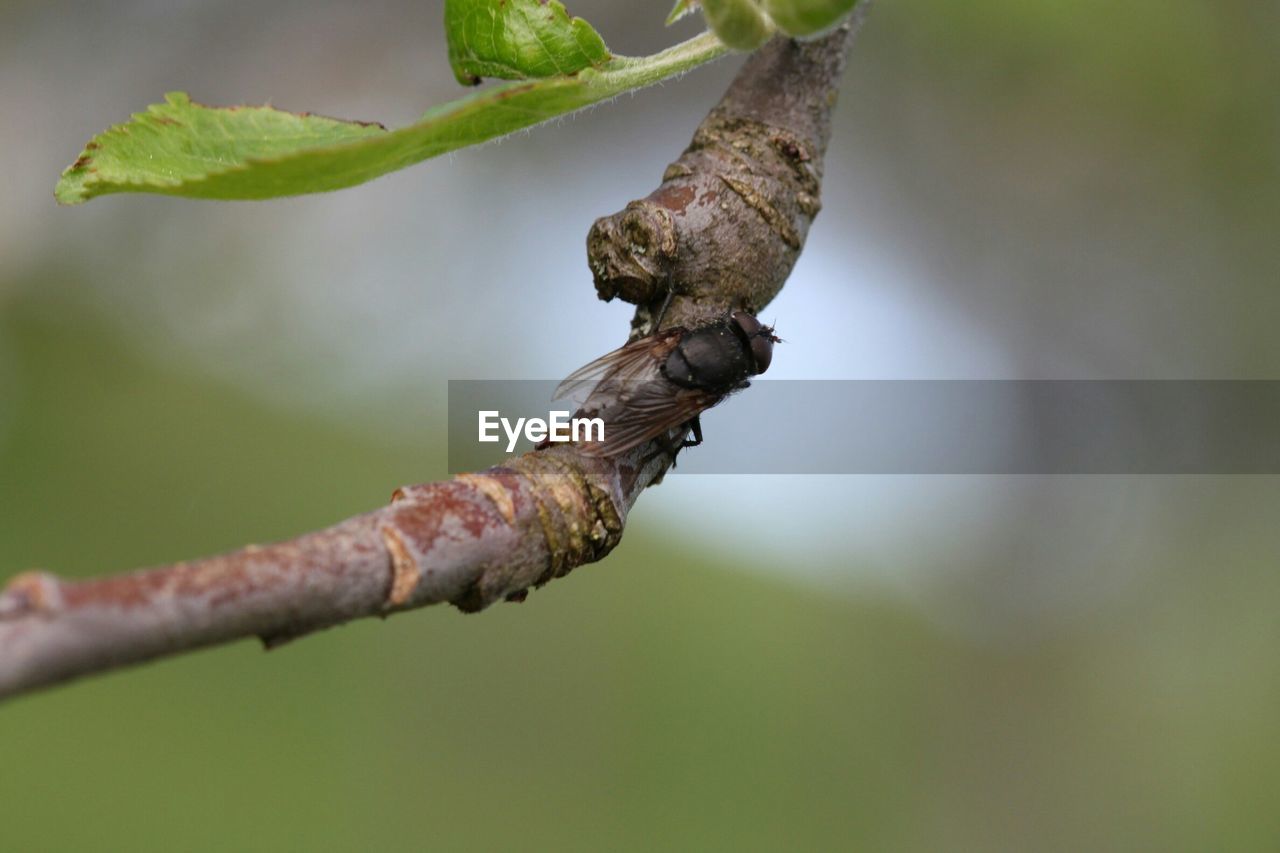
[762,0,861,37]
[700,0,774,51]
[445,0,611,85]
[55,33,727,205]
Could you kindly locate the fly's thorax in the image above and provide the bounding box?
[661,322,755,391]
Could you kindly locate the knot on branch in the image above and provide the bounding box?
[385,451,625,615]
[585,25,857,335]
[586,201,677,306]
[511,451,625,585]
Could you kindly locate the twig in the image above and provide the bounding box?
[0,11,869,701]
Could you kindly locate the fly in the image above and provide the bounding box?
[549,311,780,458]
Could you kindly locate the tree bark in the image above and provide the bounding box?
[0,9,870,701]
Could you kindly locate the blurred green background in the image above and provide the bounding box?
[2,1,1278,849]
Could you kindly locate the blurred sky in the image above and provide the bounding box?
[2,2,1280,849]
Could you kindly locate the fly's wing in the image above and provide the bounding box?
[553,329,719,457]
[575,381,724,457]
[553,330,682,404]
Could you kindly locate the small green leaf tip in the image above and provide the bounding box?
[667,0,699,26]
[55,91,386,205]
[445,0,611,86]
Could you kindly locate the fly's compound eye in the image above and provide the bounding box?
[731,311,777,374]
[731,310,763,339]
[749,333,774,374]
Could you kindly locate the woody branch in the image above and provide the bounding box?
[0,11,868,701]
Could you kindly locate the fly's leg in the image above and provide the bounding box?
[651,289,675,332]
[654,417,703,470]
[681,416,704,449]
[643,417,702,470]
